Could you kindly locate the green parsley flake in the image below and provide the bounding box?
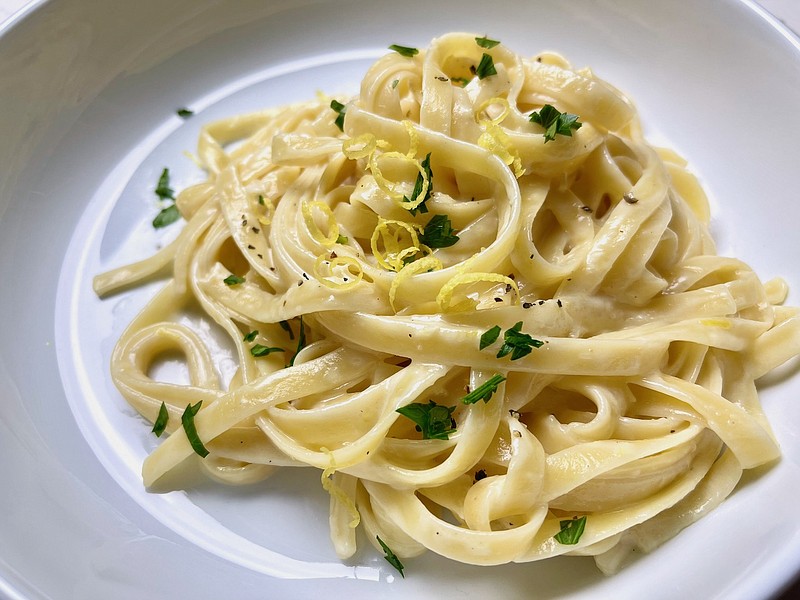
[475,36,500,49]
[279,320,295,340]
[336,234,349,244]
[496,321,544,360]
[152,401,169,437]
[462,374,506,404]
[450,76,470,87]
[250,344,285,357]
[176,108,194,118]
[389,44,418,57]
[554,516,587,545]
[529,104,582,143]
[223,274,245,286]
[479,325,501,350]
[330,99,347,131]
[403,152,433,215]
[376,536,405,578]
[155,168,175,201]
[396,400,456,440]
[419,214,459,248]
[152,203,180,229]
[475,53,497,79]
[181,401,209,458]
[391,79,400,89]
[243,330,258,342]
[289,315,306,366]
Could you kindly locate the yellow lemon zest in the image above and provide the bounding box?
[475,97,524,178]
[370,218,424,271]
[437,272,520,311]
[320,447,360,528]
[302,200,339,247]
[389,255,443,312]
[342,133,377,160]
[313,253,364,290]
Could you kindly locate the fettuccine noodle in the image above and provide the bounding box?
[94,32,800,574]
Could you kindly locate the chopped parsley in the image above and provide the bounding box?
[181,401,209,458]
[336,234,349,244]
[403,152,433,215]
[462,374,506,404]
[289,315,306,366]
[389,44,418,57]
[152,203,180,228]
[279,320,295,340]
[419,214,459,248]
[376,536,405,577]
[396,400,456,440]
[250,344,285,357]
[243,330,258,342]
[152,168,181,228]
[330,99,347,131]
[475,36,500,49]
[176,108,193,118]
[474,53,497,79]
[479,325,501,350]
[223,274,245,286]
[155,168,175,201]
[450,76,470,87]
[496,321,543,360]
[529,104,582,143]
[554,516,587,545]
[481,322,543,360]
[151,402,169,437]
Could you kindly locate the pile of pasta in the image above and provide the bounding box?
[94,32,800,573]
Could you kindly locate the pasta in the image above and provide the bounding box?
[94,32,800,574]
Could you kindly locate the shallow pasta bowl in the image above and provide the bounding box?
[1,0,799,598]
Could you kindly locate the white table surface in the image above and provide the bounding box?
[1,0,799,599]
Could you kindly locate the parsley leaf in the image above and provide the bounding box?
[496,321,544,360]
[330,99,347,131]
[223,274,245,286]
[402,152,433,215]
[152,402,169,437]
[475,36,500,49]
[152,203,180,229]
[450,76,470,87]
[243,330,258,342]
[155,168,175,201]
[176,108,193,118]
[376,536,405,578]
[554,516,587,545]
[289,315,306,366]
[462,374,506,404]
[279,320,295,340]
[336,234,349,244]
[389,44,418,57]
[250,344,285,357]
[396,400,456,440]
[152,168,181,228]
[474,53,497,79]
[419,214,459,248]
[479,325,501,350]
[181,401,209,458]
[529,104,582,143]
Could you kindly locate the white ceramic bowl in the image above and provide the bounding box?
[1,1,799,598]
